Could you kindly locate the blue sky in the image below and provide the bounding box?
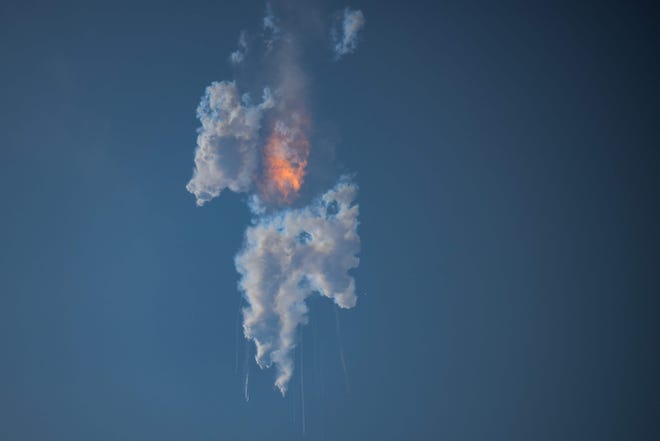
[1,1,658,440]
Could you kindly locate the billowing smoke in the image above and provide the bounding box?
[331,7,365,59]
[186,81,273,206]
[236,178,359,394]
[187,4,364,395]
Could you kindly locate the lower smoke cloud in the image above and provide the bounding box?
[236,177,360,395]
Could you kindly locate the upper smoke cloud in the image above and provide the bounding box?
[186,81,274,206]
[187,4,364,395]
[331,8,365,59]
[236,177,360,395]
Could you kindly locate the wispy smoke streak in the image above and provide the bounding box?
[331,8,365,59]
[292,373,296,424]
[244,370,250,402]
[335,304,351,393]
[300,336,306,436]
[243,336,251,402]
[235,302,241,374]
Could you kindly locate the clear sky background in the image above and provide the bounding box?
[1,1,658,440]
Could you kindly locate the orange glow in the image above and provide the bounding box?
[262,120,310,204]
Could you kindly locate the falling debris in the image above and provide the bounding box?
[335,304,351,393]
[244,370,250,403]
[300,336,306,436]
[235,302,241,374]
[243,337,251,402]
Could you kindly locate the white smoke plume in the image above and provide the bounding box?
[186,81,274,206]
[187,5,364,395]
[236,178,360,395]
[331,7,365,59]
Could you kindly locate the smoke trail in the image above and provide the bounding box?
[318,337,326,439]
[313,307,325,434]
[243,335,251,402]
[235,301,241,374]
[244,370,250,403]
[335,304,351,393]
[300,335,306,436]
[292,368,296,424]
[313,307,319,397]
[187,4,365,396]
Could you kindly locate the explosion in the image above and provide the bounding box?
[262,119,310,204]
[186,4,365,397]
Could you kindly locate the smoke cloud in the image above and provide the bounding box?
[331,8,365,59]
[187,4,364,395]
[186,81,273,206]
[236,178,359,394]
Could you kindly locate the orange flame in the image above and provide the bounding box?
[262,119,310,204]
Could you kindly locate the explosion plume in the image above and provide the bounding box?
[187,3,365,395]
